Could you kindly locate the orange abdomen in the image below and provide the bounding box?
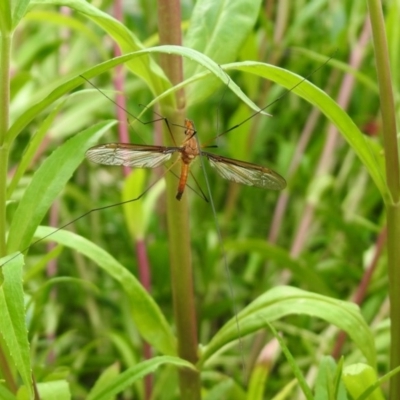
[176,162,189,200]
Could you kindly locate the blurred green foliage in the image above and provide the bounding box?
[0,0,396,398]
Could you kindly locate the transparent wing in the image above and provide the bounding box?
[86,143,178,168]
[203,152,286,190]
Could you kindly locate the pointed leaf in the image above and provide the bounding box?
[7,121,116,253]
[87,356,194,400]
[33,226,177,356]
[200,286,376,368]
[0,255,32,396]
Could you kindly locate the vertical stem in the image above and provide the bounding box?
[0,30,17,391]
[135,239,152,398]
[0,146,7,257]
[113,1,154,397]
[0,32,11,258]
[367,0,400,398]
[157,0,201,398]
[367,0,399,202]
[157,0,185,109]
[387,204,400,398]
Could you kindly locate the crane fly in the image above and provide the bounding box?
[85,119,286,199]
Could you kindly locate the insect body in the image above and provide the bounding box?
[85,119,286,199]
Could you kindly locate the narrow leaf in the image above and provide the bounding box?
[7,99,67,199]
[122,169,165,240]
[267,322,313,400]
[7,120,116,253]
[33,226,177,356]
[31,0,170,97]
[184,0,262,103]
[11,0,31,29]
[223,61,387,200]
[200,286,376,368]
[0,255,32,396]
[87,356,194,400]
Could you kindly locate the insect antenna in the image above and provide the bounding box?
[81,75,184,151]
[80,75,168,127]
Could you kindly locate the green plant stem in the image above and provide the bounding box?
[164,165,200,395]
[0,146,7,258]
[0,27,18,394]
[367,0,399,202]
[0,32,11,259]
[157,0,201,398]
[387,205,400,397]
[367,0,400,398]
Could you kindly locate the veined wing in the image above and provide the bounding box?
[86,143,179,168]
[203,152,286,190]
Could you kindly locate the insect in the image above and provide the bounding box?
[85,118,286,200]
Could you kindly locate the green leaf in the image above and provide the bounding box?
[0,0,12,32]
[204,378,247,400]
[8,46,265,145]
[0,255,32,396]
[246,340,276,400]
[184,0,262,103]
[356,365,400,400]
[314,356,348,400]
[86,356,194,400]
[224,239,334,296]
[122,169,165,240]
[292,47,378,93]
[24,11,106,57]
[136,45,270,114]
[267,322,313,400]
[30,277,100,303]
[36,380,71,400]
[200,286,376,368]
[11,0,31,29]
[186,0,262,65]
[223,61,387,201]
[0,383,16,400]
[31,0,170,97]
[90,363,120,400]
[107,332,137,368]
[33,226,177,356]
[269,380,298,400]
[7,120,116,253]
[343,363,385,400]
[7,98,67,199]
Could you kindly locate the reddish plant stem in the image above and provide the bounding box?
[113,1,153,398]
